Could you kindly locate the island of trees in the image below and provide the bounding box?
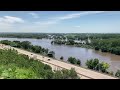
[51,33,120,55]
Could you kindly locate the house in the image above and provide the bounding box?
[81,41,86,44]
[74,40,81,43]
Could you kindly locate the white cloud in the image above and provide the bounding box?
[74,26,81,28]
[0,11,106,32]
[0,16,24,32]
[52,11,105,21]
[29,12,39,18]
[33,11,105,27]
[35,20,58,25]
[0,16,24,24]
[29,11,106,31]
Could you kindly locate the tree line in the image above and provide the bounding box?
[0,33,48,39]
[0,40,55,58]
[90,38,120,55]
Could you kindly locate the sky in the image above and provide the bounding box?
[0,11,120,33]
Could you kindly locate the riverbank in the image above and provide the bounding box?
[0,44,117,79]
[1,38,120,73]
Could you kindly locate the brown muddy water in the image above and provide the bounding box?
[0,38,120,73]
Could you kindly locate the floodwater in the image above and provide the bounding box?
[0,38,120,73]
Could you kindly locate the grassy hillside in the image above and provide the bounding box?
[0,49,79,79]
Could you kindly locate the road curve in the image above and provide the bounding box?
[0,44,118,79]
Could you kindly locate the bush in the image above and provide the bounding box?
[99,62,110,73]
[86,59,109,73]
[67,57,77,64]
[76,60,81,66]
[44,64,52,70]
[95,46,99,50]
[115,70,120,78]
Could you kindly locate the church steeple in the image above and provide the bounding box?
[87,34,91,43]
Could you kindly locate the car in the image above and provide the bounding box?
[48,58,50,61]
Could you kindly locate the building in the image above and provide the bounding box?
[88,37,91,43]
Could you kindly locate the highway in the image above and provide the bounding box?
[0,44,118,79]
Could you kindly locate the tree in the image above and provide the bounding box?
[86,59,94,69]
[69,68,79,79]
[0,40,11,45]
[31,45,41,53]
[44,70,54,79]
[76,59,81,66]
[20,41,31,49]
[44,64,52,70]
[67,57,77,64]
[99,62,110,73]
[85,58,110,73]
[92,59,99,70]
[115,70,120,78]
[95,46,99,50]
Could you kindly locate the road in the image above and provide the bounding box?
[0,44,118,79]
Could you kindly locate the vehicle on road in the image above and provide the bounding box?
[48,58,50,61]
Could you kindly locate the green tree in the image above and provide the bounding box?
[115,70,120,78]
[67,57,77,64]
[99,62,110,73]
[69,68,79,79]
[21,41,31,49]
[44,64,52,70]
[76,59,81,66]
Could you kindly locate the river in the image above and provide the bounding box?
[0,38,120,73]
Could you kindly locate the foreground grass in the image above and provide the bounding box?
[0,49,79,79]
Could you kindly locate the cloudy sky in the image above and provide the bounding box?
[0,11,120,33]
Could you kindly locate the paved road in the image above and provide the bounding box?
[0,44,118,79]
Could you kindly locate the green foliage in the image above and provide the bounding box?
[66,40,75,45]
[91,38,120,55]
[76,59,81,66]
[0,40,49,56]
[68,57,77,64]
[20,41,31,49]
[67,57,81,66]
[0,33,48,39]
[53,68,79,79]
[0,49,79,79]
[44,64,52,70]
[86,59,109,73]
[115,70,120,78]
[69,68,79,79]
[99,62,110,73]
